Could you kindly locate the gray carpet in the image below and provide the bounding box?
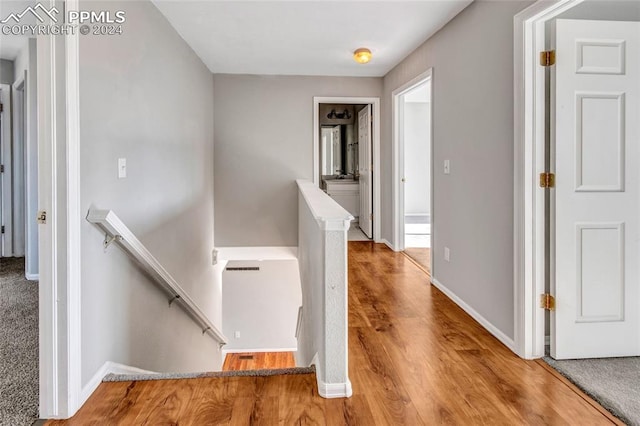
[104,366,316,382]
[543,356,640,426]
[0,257,39,426]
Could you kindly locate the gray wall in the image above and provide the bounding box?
[213,74,382,247]
[79,0,220,385]
[222,260,301,351]
[0,59,13,84]
[382,0,534,340]
[403,102,430,216]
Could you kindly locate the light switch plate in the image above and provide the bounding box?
[444,247,451,262]
[444,160,451,175]
[118,158,127,178]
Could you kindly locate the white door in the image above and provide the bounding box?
[553,19,640,359]
[358,105,372,238]
[0,84,12,257]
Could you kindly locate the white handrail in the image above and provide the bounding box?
[86,209,227,347]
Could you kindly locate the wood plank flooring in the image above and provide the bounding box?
[48,242,620,425]
[403,247,431,274]
[222,352,296,371]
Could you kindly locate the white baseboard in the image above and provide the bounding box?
[430,276,516,353]
[310,353,352,398]
[216,246,298,261]
[380,238,398,251]
[318,379,353,398]
[80,362,157,407]
[222,347,297,355]
[25,273,39,281]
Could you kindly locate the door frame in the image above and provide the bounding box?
[37,0,83,418]
[391,69,433,261]
[313,96,381,243]
[0,83,13,256]
[12,77,26,257]
[513,0,584,359]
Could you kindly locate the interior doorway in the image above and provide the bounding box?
[313,97,381,242]
[0,83,13,257]
[392,70,433,274]
[0,44,40,425]
[516,1,640,423]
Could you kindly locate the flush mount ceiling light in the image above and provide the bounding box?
[353,48,372,64]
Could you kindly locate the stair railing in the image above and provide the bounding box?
[87,209,227,348]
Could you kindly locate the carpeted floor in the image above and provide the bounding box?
[0,257,39,426]
[543,356,640,426]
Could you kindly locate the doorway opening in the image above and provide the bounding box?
[392,70,433,274]
[516,1,640,423]
[313,97,381,242]
[0,40,40,425]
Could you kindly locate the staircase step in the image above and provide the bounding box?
[103,366,315,383]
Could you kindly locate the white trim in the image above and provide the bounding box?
[37,18,60,418]
[26,273,40,281]
[381,238,396,251]
[513,0,584,360]
[65,0,82,413]
[312,96,381,243]
[107,362,157,376]
[12,77,26,257]
[0,83,13,257]
[216,246,298,261]
[80,362,157,405]
[317,379,353,399]
[391,69,433,260]
[222,347,298,354]
[37,2,85,414]
[80,362,110,406]
[431,277,516,352]
[312,355,353,398]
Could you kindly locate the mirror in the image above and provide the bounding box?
[321,125,357,176]
[319,104,364,179]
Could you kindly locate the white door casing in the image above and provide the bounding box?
[391,69,433,253]
[552,19,640,359]
[0,85,13,257]
[358,105,372,238]
[12,80,26,257]
[312,97,380,242]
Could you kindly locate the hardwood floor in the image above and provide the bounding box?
[48,242,620,425]
[403,247,431,274]
[222,352,296,371]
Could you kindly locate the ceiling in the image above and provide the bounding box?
[151,1,473,77]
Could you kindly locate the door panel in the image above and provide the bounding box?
[0,85,13,257]
[553,19,640,359]
[358,105,372,238]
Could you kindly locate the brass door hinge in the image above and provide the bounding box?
[540,172,555,188]
[1,225,4,234]
[540,294,556,311]
[0,164,3,173]
[0,103,3,113]
[540,50,556,67]
[37,211,47,224]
